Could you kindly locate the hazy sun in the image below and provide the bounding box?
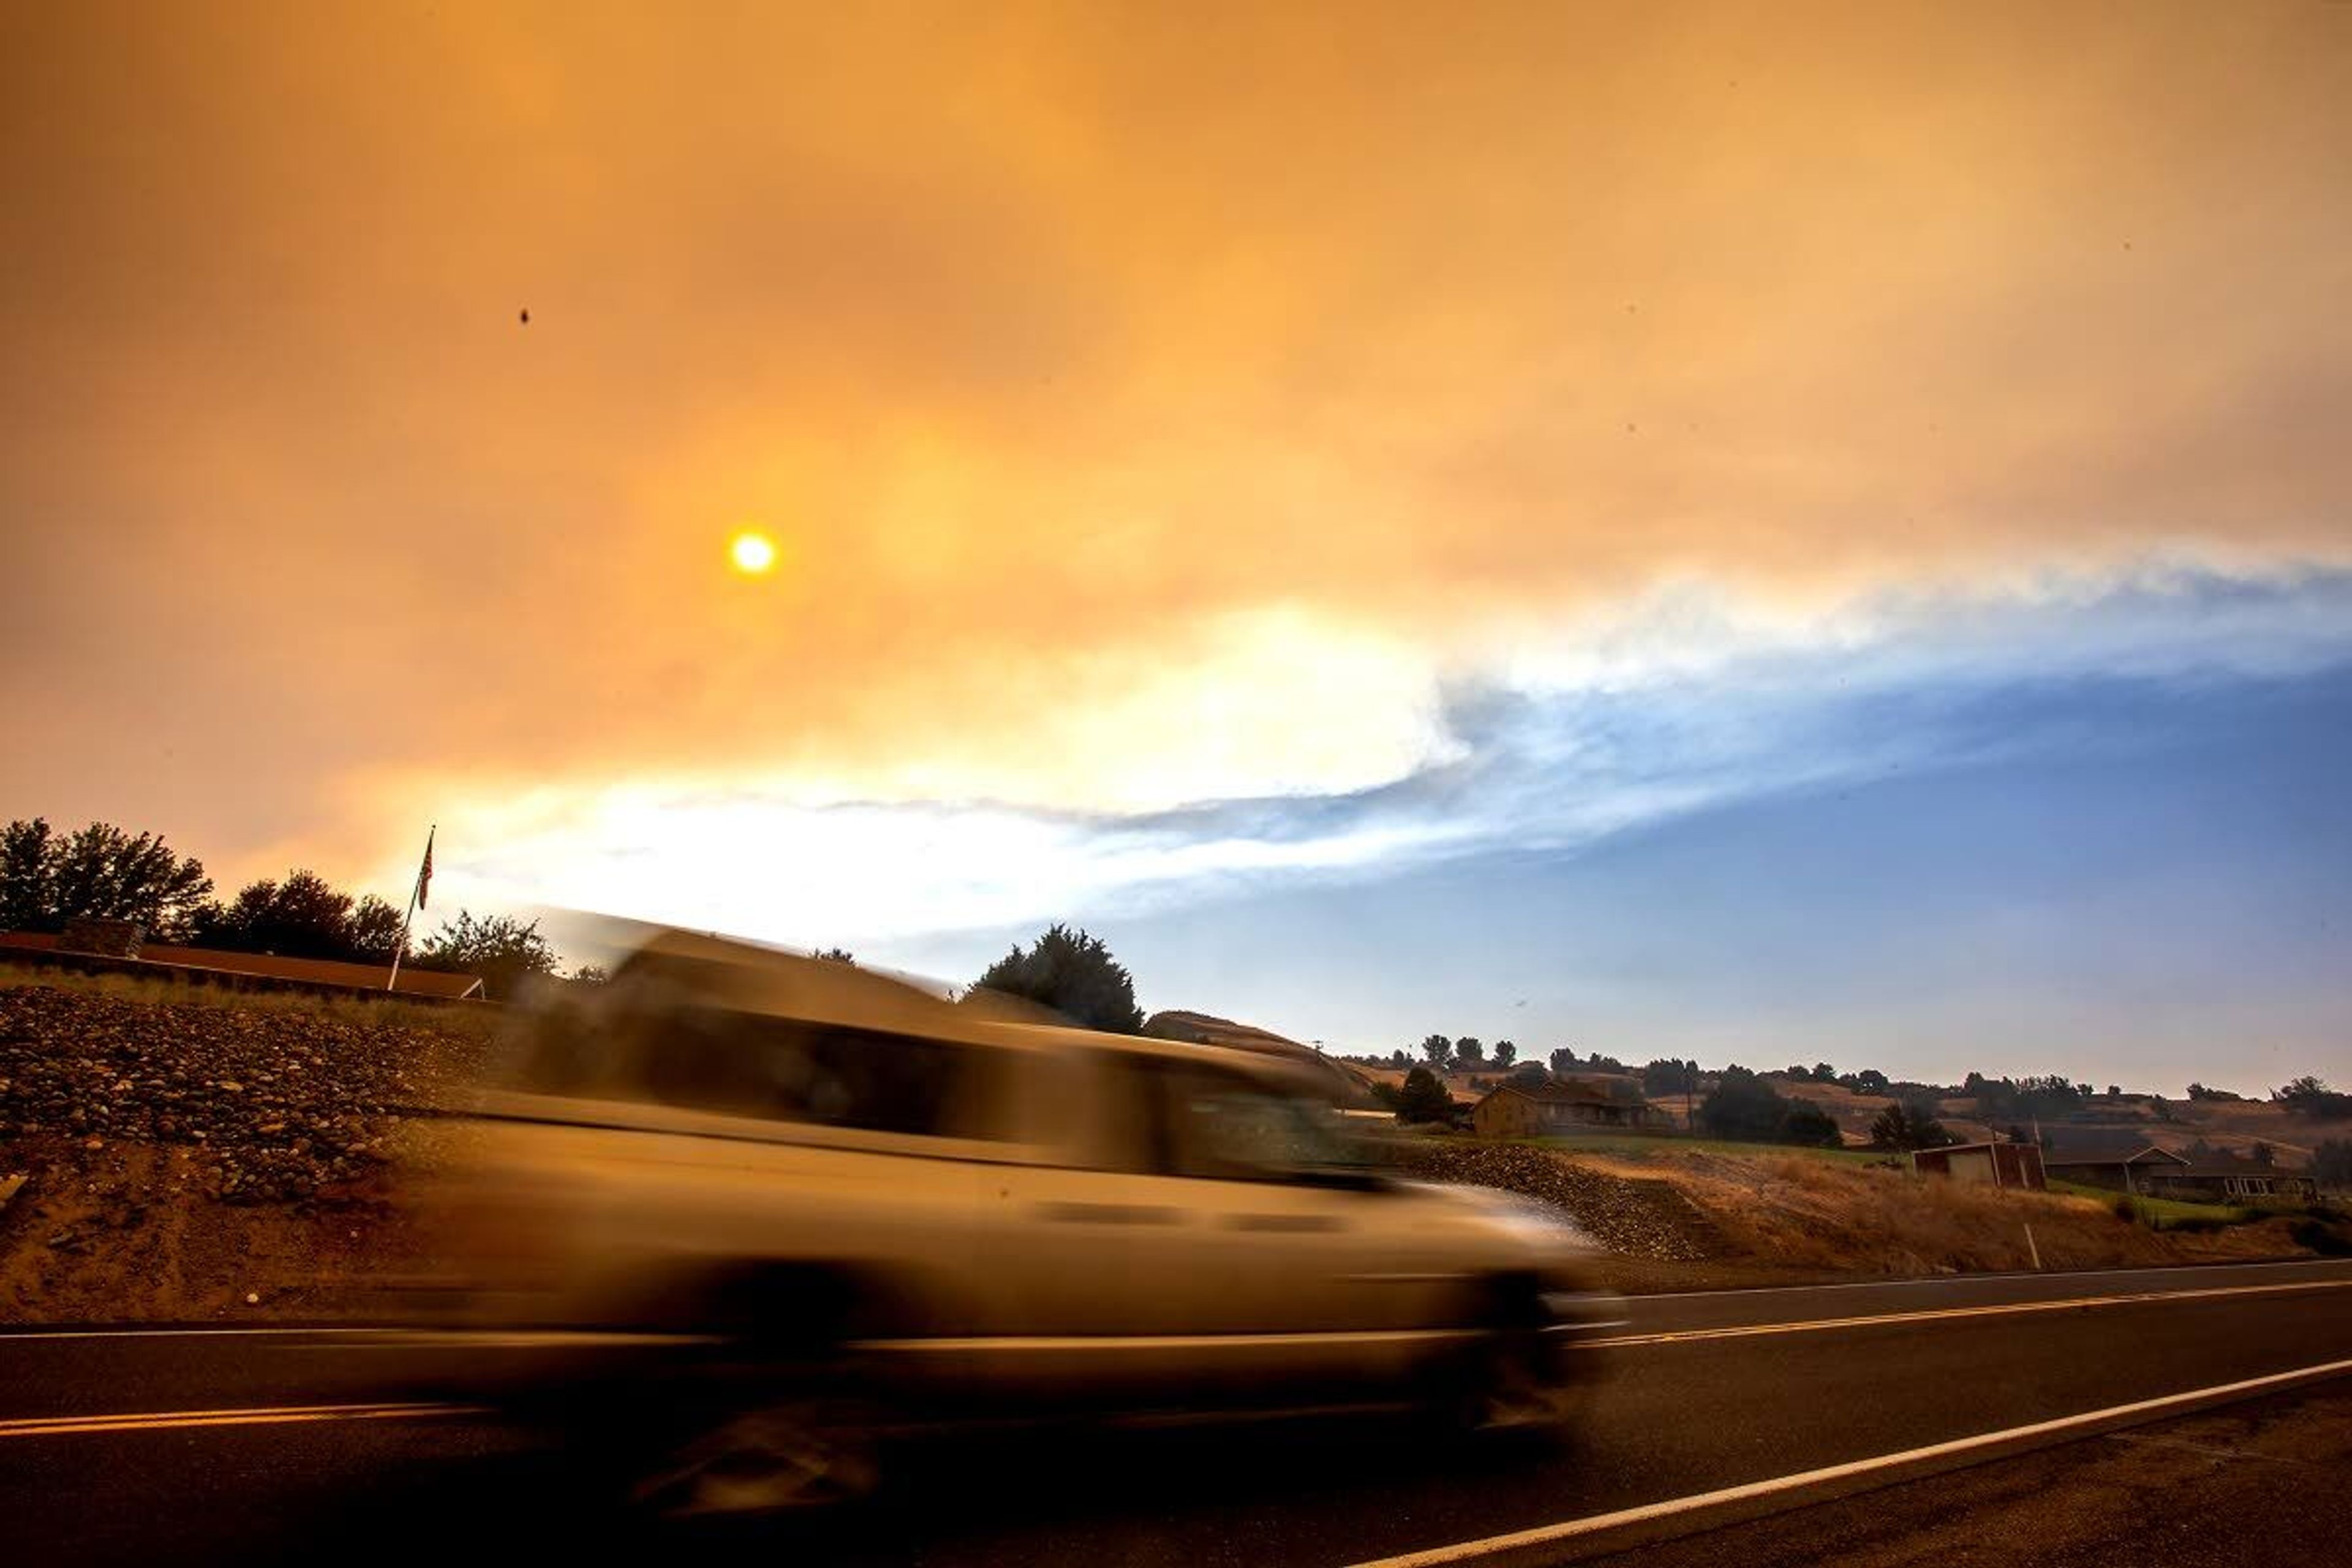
[729,530,778,575]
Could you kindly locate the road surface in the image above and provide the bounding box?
[5,1257,2350,1567]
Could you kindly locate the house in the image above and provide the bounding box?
[0,930,485,1000]
[2040,1129,2320,1203]
[1912,1140,2046,1191]
[2139,1151,2318,1204]
[1472,1078,1668,1138]
[2040,1129,2191,1194]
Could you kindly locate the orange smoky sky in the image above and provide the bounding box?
[2,1,2348,903]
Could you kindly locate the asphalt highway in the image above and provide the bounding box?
[5,1257,2350,1567]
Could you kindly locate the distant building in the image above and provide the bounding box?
[0,930,484,1000]
[1472,1079,1669,1138]
[1912,1140,2046,1191]
[2040,1129,2318,1202]
[2040,1130,2192,1194]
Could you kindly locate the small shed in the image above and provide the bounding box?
[1912,1140,2046,1191]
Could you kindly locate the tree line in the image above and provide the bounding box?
[1,816,559,998]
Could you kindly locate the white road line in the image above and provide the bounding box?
[1343,1355,2352,1568]
[0,1326,399,1341]
[1627,1256,2352,1300]
[0,1401,479,1441]
[1575,1276,2352,1349]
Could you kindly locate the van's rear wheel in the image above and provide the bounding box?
[628,1395,882,1518]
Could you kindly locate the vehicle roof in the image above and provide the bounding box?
[610,929,1325,1091]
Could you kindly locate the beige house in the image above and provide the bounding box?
[1472,1079,1666,1138]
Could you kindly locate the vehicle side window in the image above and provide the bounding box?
[529,998,1005,1142]
[1161,1067,1306,1182]
[1087,1055,1172,1175]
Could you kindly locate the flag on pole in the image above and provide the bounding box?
[417,827,435,910]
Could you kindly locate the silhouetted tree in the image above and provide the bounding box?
[1420,1034,1456,1071]
[2275,1077,2352,1118]
[1783,1102,1845,1148]
[1549,1047,1577,1074]
[195,870,366,960]
[1456,1037,1486,1069]
[412,910,559,1000]
[1643,1058,1700,1097]
[1493,1039,1518,1068]
[1397,1066,1455,1125]
[0,818,213,940]
[1697,1066,1791,1142]
[970,924,1144,1034]
[1868,1102,1954,1151]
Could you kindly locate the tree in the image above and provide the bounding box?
[1549,1047,1578,1074]
[0,818,56,932]
[1420,1034,1456,1072]
[1643,1058,1699,1097]
[970,924,1144,1034]
[1456,1037,1486,1069]
[1493,1040,1518,1068]
[1851,1068,1890,1095]
[2106,1085,2122,1099]
[0,817,214,940]
[1782,1102,1845,1148]
[1508,1060,1550,1088]
[2275,1076,2352,1118]
[195,870,364,960]
[1868,1102,1954,1152]
[412,910,560,1000]
[1812,1063,1838,1083]
[1397,1066,1455,1125]
[347,895,405,962]
[1697,1066,1790,1142]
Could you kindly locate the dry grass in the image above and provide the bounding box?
[1570,1147,2309,1276]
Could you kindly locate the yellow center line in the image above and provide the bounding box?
[1577,1277,2352,1349]
[0,1401,481,1440]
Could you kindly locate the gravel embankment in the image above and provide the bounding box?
[1382,1137,1725,1262]
[0,984,491,1205]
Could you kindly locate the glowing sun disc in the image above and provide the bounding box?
[729,532,778,574]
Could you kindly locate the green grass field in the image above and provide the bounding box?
[1522,1130,1894,1166]
[2046,1178,2258,1229]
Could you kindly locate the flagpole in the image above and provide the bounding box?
[386,824,434,993]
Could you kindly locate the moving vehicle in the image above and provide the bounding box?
[445,930,1619,1513]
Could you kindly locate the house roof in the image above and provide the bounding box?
[0,930,485,1000]
[2041,1128,2188,1166]
[1480,1078,1623,1107]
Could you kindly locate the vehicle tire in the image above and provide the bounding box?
[1448,1278,1583,1440]
[625,1392,885,1519]
[581,1269,894,1520]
